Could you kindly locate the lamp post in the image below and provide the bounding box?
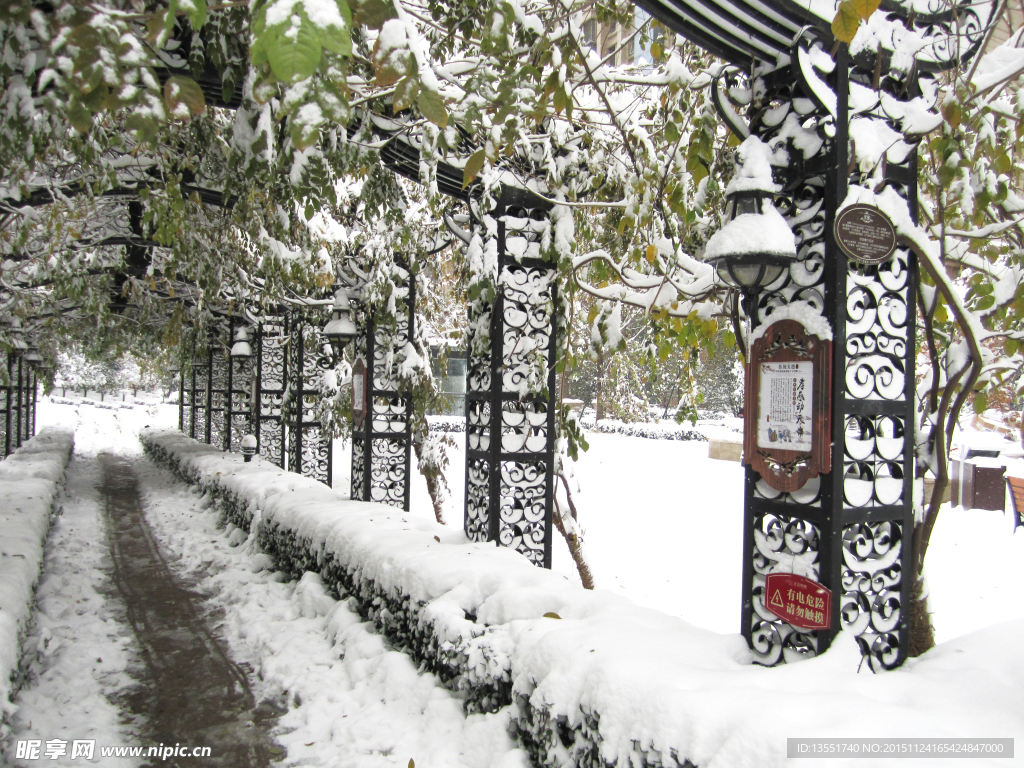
[323,288,358,360]
[704,136,798,316]
[230,326,252,360]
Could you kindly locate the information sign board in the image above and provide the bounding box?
[744,319,831,492]
[764,572,832,631]
[834,204,897,266]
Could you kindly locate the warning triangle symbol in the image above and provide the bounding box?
[770,589,784,609]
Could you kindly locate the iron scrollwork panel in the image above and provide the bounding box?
[258,319,287,469]
[210,351,229,451]
[193,363,209,445]
[841,520,903,670]
[750,513,822,666]
[229,356,253,452]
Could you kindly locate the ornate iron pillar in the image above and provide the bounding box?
[464,200,558,568]
[227,317,254,452]
[209,329,229,450]
[2,353,10,457]
[29,370,36,438]
[286,314,333,486]
[178,367,186,433]
[351,266,415,508]
[14,355,23,449]
[254,316,288,469]
[727,40,917,669]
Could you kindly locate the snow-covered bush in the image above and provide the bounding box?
[0,429,74,738]
[139,428,727,766]
[579,417,707,442]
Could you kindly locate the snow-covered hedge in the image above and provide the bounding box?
[580,417,707,442]
[0,428,74,732]
[140,428,734,767]
[426,414,466,433]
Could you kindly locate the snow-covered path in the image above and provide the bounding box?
[134,453,524,768]
[7,399,523,767]
[7,453,145,767]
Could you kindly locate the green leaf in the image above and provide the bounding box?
[393,76,420,112]
[68,99,92,133]
[265,14,322,82]
[553,84,567,115]
[831,0,861,43]
[973,392,987,414]
[942,101,962,128]
[543,612,561,619]
[1006,338,1018,356]
[353,0,395,28]
[664,120,680,145]
[126,113,158,145]
[417,88,448,128]
[320,0,353,56]
[163,75,206,121]
[181,0,207,29]
[994,150,1012,175]
[463,148,486,189]
[850,0,881,20]
[724,331,736,348]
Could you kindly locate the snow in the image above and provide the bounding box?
[145,425,1024,766]
[7,454,144,767]
[703,204,796,260]
[724,135,778,195]
[4,397,1023,767]
[135,460,526,768]
[748,300,833,343]
[0,429,74,735]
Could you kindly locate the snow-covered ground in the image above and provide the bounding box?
[6,394,1024,767]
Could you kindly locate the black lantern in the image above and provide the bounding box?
[704,137,797,297]
[323,288,357,359]
[24,345,43,366]
[230,326,252,360]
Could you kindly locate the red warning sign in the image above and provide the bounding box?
[764,573,832,631]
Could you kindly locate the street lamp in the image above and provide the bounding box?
[230,326,252,360]
[323,287,358,359]
[241,433,258,462]
[704,136,797,300]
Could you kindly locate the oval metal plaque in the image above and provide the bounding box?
[834,203,897,265]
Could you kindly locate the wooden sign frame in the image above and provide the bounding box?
[744,319,831,493]
[351,357,368,429]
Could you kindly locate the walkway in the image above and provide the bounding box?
[8,399,522,768]
[99,454,281,766]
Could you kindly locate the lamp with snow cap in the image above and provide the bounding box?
[704,136,798,301]
[230,326,252,360]
[324,287,357,360]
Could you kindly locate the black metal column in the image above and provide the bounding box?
[209,331,229,450]
[2,353,10,457]
[464,203,558,568]
[14,356,23,449]
[254,317,288,469]
[286,314,333,486]
[227,318,254,451]
[351,267,414,508]
[730,40,917,669]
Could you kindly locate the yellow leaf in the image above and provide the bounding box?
[850,0,881,20]
[645,244,657,263]
[831,1,861,43]
[462,149,486,189]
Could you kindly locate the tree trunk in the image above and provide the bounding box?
[905,568,935,657]
[412,431,447,525]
